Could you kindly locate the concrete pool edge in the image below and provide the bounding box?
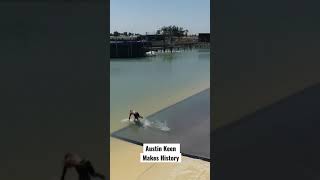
[111,133,211,162]
[111,88,210,162]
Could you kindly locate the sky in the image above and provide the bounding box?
[110,0,210,34]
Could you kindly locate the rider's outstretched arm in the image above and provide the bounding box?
[87,162,105,179]
[60,166,68,180]
[92,172,105,180]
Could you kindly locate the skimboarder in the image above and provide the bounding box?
[60,153,105,180]
[129,109,143,123]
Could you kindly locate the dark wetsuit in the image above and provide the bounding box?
[129,112,142,122]
[61,160,104,180]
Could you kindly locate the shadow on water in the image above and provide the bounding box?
[110,53,176,63]
[198,53,210,60]
[198,49,210,53]
[110,57,153,62]
[147,52,177,62]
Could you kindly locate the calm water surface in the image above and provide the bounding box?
[110,48,210,132]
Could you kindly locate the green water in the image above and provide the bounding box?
[110,48,210,133]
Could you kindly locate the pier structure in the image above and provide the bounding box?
[110,34,209,58]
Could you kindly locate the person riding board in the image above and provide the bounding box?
[129,109,143,123]
[60,152,105,180]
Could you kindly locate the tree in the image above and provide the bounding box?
[158,25,187,37]
[123,32,128,36]
[184,29,189,37]
[157,25,188,46]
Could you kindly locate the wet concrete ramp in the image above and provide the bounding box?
[112,89,210,161]
[213,83,320,180]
